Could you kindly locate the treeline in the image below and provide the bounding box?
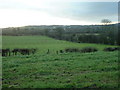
[2,24,119,45]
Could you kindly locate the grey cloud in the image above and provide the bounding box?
[37,2,118,22]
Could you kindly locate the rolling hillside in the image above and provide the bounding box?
[2,36,118,88]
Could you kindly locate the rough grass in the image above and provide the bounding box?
[2,36,118,88]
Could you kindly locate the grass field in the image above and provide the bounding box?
[2,36,118,88]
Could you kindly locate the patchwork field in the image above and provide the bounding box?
[2,36,118,88]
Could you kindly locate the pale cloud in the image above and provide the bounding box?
[0,0,118,28]
[0,9,95,28]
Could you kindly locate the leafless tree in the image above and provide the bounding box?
[101,19,112,25]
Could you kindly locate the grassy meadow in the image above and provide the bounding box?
[2,36,118,88]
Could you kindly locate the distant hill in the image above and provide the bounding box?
[1,23,119,45]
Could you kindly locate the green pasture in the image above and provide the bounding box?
[2,36,118,88]
[2,36,116,53]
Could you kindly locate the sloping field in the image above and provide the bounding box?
[2,36,116,51]
[2,36,118,88]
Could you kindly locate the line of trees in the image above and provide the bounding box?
[2,19,119,45]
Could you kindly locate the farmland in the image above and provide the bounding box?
[2,36,118,88]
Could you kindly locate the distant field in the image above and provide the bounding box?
[2,36,116,50]
[2,36,118,88]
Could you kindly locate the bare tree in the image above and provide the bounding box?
[101,19,112,25]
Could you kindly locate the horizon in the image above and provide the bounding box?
[1,22,119,29]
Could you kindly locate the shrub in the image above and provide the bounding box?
[80,47,98,53]
[103,47,119,52]
[65,48,80,53]
[65,47,98,53]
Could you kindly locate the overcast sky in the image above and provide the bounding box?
[0,0,118,28]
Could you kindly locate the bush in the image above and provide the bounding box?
[65,48,80,53]
[103,47,119,52]
[65,47,98,53]
[80,47,98,53]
